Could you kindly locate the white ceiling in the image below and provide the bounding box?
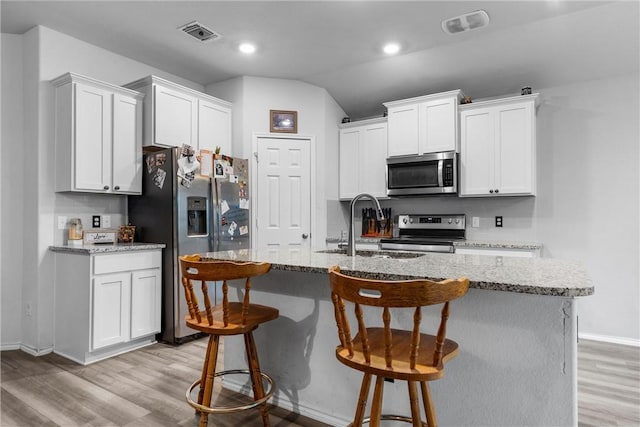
[2,1,638,119]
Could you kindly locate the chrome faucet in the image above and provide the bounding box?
[348,193,385,257]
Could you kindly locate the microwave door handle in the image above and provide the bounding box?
[437,159,444,187]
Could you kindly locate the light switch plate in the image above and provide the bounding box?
[102,215,111,228]
[472,217,480,228]
[57,216,67,230]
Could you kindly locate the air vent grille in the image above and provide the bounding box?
[179,21,221,42]
[442,10,490,35]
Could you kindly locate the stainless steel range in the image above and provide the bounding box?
[380,214,465,253]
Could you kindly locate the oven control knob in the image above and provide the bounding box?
[448,218,453,224]
[402,217,408,224]
[409,218,414,224]
[455,219,460,224]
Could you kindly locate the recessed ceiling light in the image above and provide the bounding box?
[239,43,256,54]
[383,43,400,55]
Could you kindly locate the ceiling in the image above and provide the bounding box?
[2,1,638,119]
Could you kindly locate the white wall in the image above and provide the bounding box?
[330,74,639,344]
[1,34,25,347]
[0,25,207,351]
[206,76,345,247]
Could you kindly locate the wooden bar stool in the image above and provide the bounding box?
[328,266,469,427]
[179,254,279,427]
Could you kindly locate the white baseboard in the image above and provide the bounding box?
[579,332,640,347]
[0,343,21,351]
[223,377,350,427]
[1,342,55,355]
[21,344,54,356]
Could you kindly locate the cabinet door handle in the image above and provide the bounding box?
[103,185,109,190]
[114,185,120,191]
[489,189,494,194]
[495,188,499,193]
[302,233,309,239]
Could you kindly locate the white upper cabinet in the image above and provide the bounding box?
[459,94,538,197]
[384,90,463,157]
[52,73,143,195]
[198,98,232,155]
[339,118,388,199]
[125,75,232,154]
[153,84,198,148]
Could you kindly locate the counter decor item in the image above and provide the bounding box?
[84,229,117,244]
[521,86,532,95]
[461,95,473,104]
[270,109,297,133]
[119,225,136,243]
[68,218,83,246]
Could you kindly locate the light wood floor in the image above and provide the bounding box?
[1,338,638,426]
[578,339,640,427]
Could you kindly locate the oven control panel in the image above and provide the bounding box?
[397,214,466,230]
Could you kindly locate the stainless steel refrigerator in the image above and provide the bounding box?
[128,147,250,343]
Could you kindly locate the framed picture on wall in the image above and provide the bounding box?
[270,110,298,133]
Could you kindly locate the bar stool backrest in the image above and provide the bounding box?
[328,265,469,369]
[179,255,272,327]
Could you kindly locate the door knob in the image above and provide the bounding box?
[302,233,309,239]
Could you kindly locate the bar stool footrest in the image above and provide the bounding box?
[347,414,427,426]
[185,368,275,415]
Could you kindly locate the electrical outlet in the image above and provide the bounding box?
[495,216,503,227]
[57,216,68,230]
[472,217,480,228]
[102,215,111,228]
[92,215,101,228]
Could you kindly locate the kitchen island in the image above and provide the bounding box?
[203,247,592,426]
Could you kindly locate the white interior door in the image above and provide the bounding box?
[256,136,311,252]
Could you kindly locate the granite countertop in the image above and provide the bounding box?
[453,240,543,250]
[201,247,592,297]
[326,237,542,250]
[49,242,166,254]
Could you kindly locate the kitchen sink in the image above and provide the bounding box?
[316,249,425,259]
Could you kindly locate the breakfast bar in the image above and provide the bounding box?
[204,248,593,426]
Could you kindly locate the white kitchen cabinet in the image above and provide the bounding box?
[198,98,232,155]
[52,73,144,195]
[54,249,162,365]
[125,75,232,154]
[384,90,463,157]
[92,272,131,350]
[459,94,538,197]
[339,118,388,199]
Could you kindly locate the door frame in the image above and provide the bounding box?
[251,133,317,249]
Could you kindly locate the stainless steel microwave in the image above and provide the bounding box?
[386,151,457,196]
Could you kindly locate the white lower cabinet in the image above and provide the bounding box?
[54,250,161,365]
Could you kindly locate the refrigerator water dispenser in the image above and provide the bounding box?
[187,196,208,236]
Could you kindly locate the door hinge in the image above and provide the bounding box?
[253,151,258,163]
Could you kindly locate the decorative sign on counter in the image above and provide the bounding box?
[83,228,118,244]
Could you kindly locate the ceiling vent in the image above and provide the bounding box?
[179,21,221,43]
[442,10,490,35]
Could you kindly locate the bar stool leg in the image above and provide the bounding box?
[353,373,372,426]
[408,381,422,427]
[420,381,437,427]
[244,331,271,427]
[370,376,385,427]
[199,335,220,427]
